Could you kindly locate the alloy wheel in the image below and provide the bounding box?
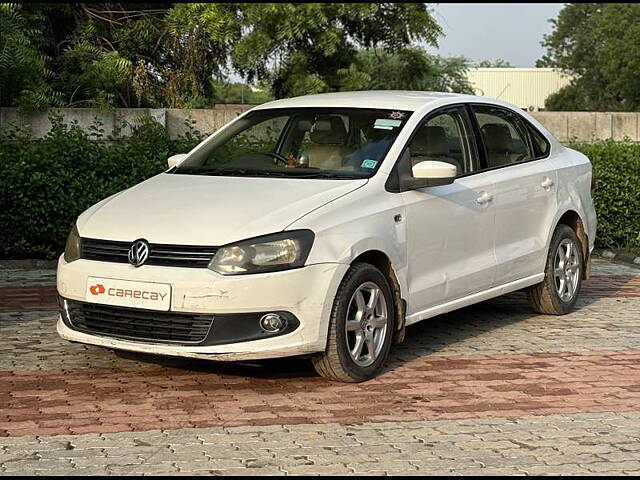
[554,238,581,302]
[344,281,388,367]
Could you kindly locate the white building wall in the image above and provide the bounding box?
[466,68,573,111]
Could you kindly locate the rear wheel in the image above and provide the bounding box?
[312,263,394,382]
[527,224,583,315]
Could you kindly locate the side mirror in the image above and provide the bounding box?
[412,160,456,181]
[167,153,188,169]
[402,160,456,190]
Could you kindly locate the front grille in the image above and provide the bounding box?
[65,300,214,345]
[81,238,218,268]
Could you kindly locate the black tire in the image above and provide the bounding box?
[527,224,584,315]
[312,262,395,382]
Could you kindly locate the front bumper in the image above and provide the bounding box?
[56,256,348,360]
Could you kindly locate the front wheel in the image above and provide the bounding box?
[312,263,395,382]
[527,224,584,315]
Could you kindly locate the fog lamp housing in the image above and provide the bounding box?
[260,313,288,333]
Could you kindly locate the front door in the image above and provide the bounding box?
[401,106,496,317]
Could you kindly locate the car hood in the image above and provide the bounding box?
[77,173,367,245]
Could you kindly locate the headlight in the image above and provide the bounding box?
[208,230,314,275]
[64,224,81,263]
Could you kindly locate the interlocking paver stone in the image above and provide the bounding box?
[0,258,638,475]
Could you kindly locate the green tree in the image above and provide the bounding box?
[0,3,61,109]
[540,3,640,111]
[475,58,515,68]
[1,3,448,108]
[54,3,241,108]
[357,47,473,93]
[210,80,274,104]
[229,3,442,98]
[2,3,242,109]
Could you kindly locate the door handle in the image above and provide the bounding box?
[541,177,554,189]
[476,192,493,205]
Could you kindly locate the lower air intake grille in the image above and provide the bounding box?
[65,300,213,345]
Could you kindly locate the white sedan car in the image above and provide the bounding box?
[57,91,596,382]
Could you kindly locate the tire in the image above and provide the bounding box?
[312,262,395,382]
[527,224,584,315]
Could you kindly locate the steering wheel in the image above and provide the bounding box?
[261,152,288,165]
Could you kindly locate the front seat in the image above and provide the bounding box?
[305,116,351,169]
[410,125,462,173]
[481,123,516,167]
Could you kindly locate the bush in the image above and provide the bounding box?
[0,114,204,259]
[0,121,638,259]
[570,140,640,252]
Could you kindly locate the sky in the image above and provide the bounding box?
[430,3,565,67]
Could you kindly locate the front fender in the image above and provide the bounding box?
[291,182,409,299]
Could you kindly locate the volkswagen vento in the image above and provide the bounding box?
[57,91,597,382]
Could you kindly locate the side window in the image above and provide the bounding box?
[407,108,475,175]
[472,105,534,168]
[525,122,550,157]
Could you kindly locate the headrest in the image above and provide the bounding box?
[411,126,450,157]
[481,123,513,153]
[310,115,347,145]
[296,120,313,131]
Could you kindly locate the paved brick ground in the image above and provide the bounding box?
[0,286,59,312]
[1,258,639,475]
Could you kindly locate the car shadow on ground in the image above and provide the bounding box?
[111,289,599,381]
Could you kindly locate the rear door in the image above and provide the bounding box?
[470,104,557,284]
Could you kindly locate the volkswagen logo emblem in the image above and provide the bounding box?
[128,239,150,267]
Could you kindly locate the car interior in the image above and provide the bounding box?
[409,125,464,174]
[480,123,530,167]
[302,115,352,169]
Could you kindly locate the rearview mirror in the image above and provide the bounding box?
[400,160,456,190]
[168,153,188,168]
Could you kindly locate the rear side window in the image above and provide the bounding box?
[524,122,550,158]
[472,105,534,168]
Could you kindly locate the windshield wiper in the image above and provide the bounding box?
[177,168,292,177]
[172,167,217,175]
[290,172,366,179]
[174,168,366,179]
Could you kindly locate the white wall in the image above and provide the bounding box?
[466,68,573,111]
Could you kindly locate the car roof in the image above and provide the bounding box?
[253,90,483,111]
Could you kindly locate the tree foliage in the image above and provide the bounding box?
[475,59,515,68]
[227,3,442,98]
[540,3,640,111]
[210,80,273,104]
[357,48,473,93]
[0,3,62,109]
[0,3,470,109]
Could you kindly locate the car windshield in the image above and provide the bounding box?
[172,107,412,179]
